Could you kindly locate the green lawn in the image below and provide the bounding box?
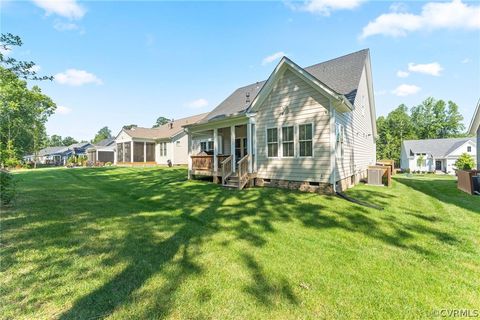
[1,167,479,319]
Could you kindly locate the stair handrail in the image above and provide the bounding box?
[221,155,233,185]
[237,154,250,189]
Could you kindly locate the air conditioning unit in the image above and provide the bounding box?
[367,168,384,186]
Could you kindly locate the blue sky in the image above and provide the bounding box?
[2,0,479,141]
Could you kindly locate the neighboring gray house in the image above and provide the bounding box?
[400,138,477,174]
[184,49,377,192]
[86,138,116,164]
[114,113,207,166]
[468,99,480,170]
[24,142,93,165]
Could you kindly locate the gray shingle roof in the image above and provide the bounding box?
[68,142,91,149]
[95,138,115,147]
[202,49,369,122]
[402,138,476,158]
[37,146,68,156]
[123,113,208,139]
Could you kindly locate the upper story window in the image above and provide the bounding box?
[467,146,472,152]
[299,124,313,157]
[282,126,294,157]
[267,128,278,157]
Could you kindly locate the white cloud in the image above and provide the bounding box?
[187,98,209,109]
[290,0,365,16]
[32,0,86,20]
[408,62,443,76]
[53,21,80,31]
[396,70,409,78]
[262,51,286,65]
[392,84,421,97]
[461,58,470,64]
[55,69,102,86]
[360,0,480,39]
[56,105,72,115]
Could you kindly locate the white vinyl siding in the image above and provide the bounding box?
[255,68,331,182]
[352,65,376,175]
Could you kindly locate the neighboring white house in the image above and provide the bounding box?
[86,138,116,164]
[184,49,377,192]
[400,138,477,174]
[468,98,480,170]
[114,113,207,166]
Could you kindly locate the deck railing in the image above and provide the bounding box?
[191,155,213,171]
[237,154,250,189]
[191,154,232,173]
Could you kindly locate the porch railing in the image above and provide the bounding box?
[237,154,250,190]
[191,154,233,173]
[191,155,213,171]
[221,155,233,185]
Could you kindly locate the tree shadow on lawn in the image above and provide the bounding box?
[395,176,480,214]
[1,167,463,318]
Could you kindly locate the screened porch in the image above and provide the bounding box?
[116,141,156,165]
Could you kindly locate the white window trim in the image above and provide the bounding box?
[281,125,295,158]
[266,127,280,159]
[298,123,314,158]
[199,139,214,153]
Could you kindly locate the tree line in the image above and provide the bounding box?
[376,97,466,164]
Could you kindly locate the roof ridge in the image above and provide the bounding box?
[229,49,369,93]
[304,48,369,70]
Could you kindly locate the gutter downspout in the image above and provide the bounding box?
[330,99,337,193]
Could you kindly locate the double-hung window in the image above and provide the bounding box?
[159,142,167,157]
[299,124,313,157]
[267,128,278,157]
[200,141,213,153]
[282,126,294,157]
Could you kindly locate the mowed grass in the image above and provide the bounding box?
[1,167,479,319]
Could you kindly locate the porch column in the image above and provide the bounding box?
[96,150,98,164]
[213,128,218,173]
[131,141,134,163]
[144,142,147,163]
[247,121,253,173]
[187,131,192,179]
[122,142,126,163]
[231,125,236,172]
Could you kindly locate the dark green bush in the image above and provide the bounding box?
[0,169,16,206]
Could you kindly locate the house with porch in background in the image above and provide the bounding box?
[400,138,477,174]
[86,138,116,165]
[23,142,93,166]
[468,98,480,170]
[184,49,377,192]
[114,113,207,166]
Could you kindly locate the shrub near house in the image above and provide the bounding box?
[455,153,476,171]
